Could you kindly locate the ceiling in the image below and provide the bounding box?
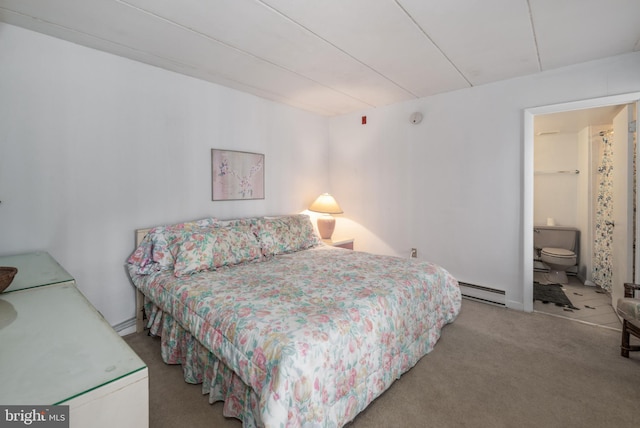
[535,104,625,135]
[1,0,639,116]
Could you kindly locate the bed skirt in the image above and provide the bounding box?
[144,298,263,427]
[143,290,451,427]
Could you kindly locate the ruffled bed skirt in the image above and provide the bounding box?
[144,298,262,427]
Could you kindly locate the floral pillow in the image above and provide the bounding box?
[171,223,262,276]
[214,217,258,228]
[127,233,156,274]
[211,223,262,268]
[127,217,216,274]
[173,231,216,277]
[255,214,320,257]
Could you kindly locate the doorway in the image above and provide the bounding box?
[522,93,640,314]
[532,107,623,327]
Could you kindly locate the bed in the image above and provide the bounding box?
[127,214,461,427]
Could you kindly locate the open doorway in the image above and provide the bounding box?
[522,93,640,318]
[532,105,626,327]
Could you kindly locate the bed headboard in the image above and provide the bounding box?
[135,228,151,247]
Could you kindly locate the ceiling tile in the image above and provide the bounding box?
[530,0,640,69]
[124,0,415,107]
[1,0,638,116]
[261,0,470,97]
[398,0,539,85]
[0,0,370,115]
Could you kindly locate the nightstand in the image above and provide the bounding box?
[323,238,354,250]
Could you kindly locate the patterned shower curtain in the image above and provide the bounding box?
[592,135,614,291]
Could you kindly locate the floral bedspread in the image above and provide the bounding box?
[130,245,461,427]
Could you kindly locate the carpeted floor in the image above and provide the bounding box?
[124,299,640,428]
[533,282,579,309]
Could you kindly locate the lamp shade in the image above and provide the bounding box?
[308,193,343,214]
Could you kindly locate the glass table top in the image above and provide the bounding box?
[0,251,74,292]
[0,283,147,405]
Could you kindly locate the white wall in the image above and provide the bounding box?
[4,23,640,320]
[0,24,329,328]
[329,51,640,309]
[534,132,580,227]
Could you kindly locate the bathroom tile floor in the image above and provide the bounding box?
[533,272,621,330]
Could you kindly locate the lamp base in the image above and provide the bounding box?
[317,215,336,240]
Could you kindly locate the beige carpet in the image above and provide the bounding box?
[124,299,640,428]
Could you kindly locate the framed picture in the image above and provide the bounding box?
[211,149,265,201]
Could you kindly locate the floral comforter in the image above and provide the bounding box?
[130,245,461,427]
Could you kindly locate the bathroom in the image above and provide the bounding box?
[533,103,636,325]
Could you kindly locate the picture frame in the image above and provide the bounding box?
[211,149,265,201]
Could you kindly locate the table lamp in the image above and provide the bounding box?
[308,193,343,240]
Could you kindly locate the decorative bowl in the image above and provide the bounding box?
[0,267,18,293]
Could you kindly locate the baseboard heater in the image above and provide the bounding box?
[458,281,506,306]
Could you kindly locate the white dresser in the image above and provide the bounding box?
[0,252,148,428]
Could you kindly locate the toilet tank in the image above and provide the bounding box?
[533,226,579,261]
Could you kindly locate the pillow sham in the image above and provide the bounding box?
[211,223,262,268]
[173,231,216,276]
[172,222,262,276]
[255,214,319,257]
[214,217,258,228]
[127,217,217,274]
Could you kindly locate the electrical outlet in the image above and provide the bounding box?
[411,248,417,258]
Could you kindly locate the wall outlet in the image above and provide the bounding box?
[411,248,417,258]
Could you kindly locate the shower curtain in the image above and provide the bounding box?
[592,135,614,292]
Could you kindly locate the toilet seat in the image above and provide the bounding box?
[540,247,575,259]
[540,247,576,284]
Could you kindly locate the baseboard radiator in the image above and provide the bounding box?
[458,281,506,306]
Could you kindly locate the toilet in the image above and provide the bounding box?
[533,226,579,285]
[540,247,577,284]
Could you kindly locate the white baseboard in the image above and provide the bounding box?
[113,317,137,336]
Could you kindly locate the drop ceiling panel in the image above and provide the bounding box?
[261,0,470,97]
[0,0,369,115]
[124,0,413,107]
[530,0,640,70]
[0,8,196,71]
[398,0,539,85]
[1,0,639,116]
[0,8,357,116]
[0,0,260,75]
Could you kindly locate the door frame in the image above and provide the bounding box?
[611,105,635,306]
[522,92,640,312]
